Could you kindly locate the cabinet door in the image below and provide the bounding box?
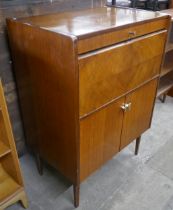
[79,31,166,117]
[120,79,158,150]
[80,97,124,182]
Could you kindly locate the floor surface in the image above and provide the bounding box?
[8,97,173,210]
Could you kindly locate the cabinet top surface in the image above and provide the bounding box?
[161,9,173,21]
[16,6,168,37]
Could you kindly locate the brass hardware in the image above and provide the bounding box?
[127,102,131,111]
[121,104,127,111]
[121,102,132,112]
[128,31,136,37]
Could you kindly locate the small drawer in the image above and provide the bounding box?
[128,18,169,39]
[79,30,166,117]
[78,27,129,54]
[77,18,168,54]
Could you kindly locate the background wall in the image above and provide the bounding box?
[0,0,105,155]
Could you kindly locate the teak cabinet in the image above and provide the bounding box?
[0,80,28,209]
[6,7,170,207]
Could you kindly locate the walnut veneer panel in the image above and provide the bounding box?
[7,20,79,184]
[168,88,173,96]
[16,7,168,54]
[78,18,168,53]
[17,7,167,37]
[120,79,158,149]
[79,31,166,117]
[80,97,124,181]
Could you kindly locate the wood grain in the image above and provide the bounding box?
[0,142,11,158]
[78,18,169,54]
[7,19,79,184]
[0,81,23,186]
[80,97,124,181]
[120,79,158,150]
[0,80,28,209]
[168,87,173,96]
[6,7,170,207]
[79,31,166,117]
[158,9,173,99]
[17,7,169,39]
[0,164,21,204]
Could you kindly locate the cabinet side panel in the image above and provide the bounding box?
[168,88,173,96]
[7,20,79,184]
[168,72,173,96]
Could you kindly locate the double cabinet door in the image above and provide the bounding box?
[80,79,158,181]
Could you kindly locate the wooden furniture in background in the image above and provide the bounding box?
[169,0,173,8]
[0,80,28,209]
[158,9,173,102]
[7,7,170,207]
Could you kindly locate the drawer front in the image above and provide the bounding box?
[120,79,158,150]
[79,30,166,117]
[78,18,168,54]
[80,97,124,181]
[128,18,168,41]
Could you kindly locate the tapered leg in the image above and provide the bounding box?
[135,136,141,155]
[161,93,167,103]
[73,184,80,208]
[36,153,43,175]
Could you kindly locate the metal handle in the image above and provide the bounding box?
[121,102,132,112]
[128,31,136,37]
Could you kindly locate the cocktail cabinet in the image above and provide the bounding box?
[7,7,170,207]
